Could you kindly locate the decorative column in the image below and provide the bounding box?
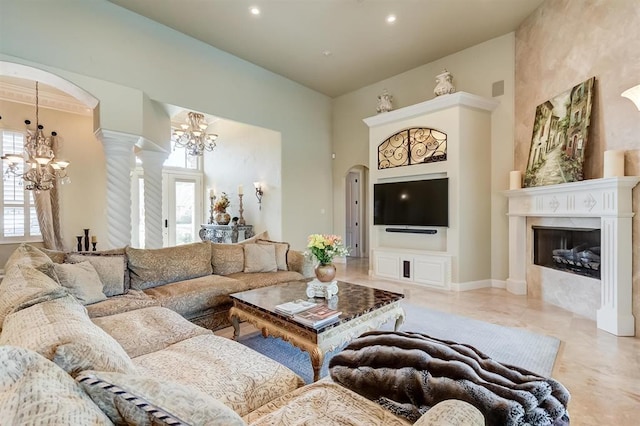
[96,129,138,249]
[137,149,168,249]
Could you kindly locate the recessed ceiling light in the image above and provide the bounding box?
[386,14,396,23]
[322,50,333,57]
[250,6,260,15]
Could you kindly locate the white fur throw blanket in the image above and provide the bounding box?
[329,331,570,426]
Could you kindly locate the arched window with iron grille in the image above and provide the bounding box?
[377,127,447,169]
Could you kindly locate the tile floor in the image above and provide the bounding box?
[219,258,640,424]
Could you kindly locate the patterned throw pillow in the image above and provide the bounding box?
[50,262,107,305]
[77,371,246,426]
[243,244,278,273]
[126,242,213,290]
[66,253,128,296]
[0,346,112,425]
[0,264,67,330]
[257,239,290,271]
[3,243,53,272]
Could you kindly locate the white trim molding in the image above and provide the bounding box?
[504,177,640,336]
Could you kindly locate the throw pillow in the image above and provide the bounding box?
[66,253,128,296]
[0,264,67,330]
[126,242,213,290]
[77,371,246,426]
[51,262,107,305]
[3,243,53,272]
[0,346,112,425]
[257,239,289,271]
[40,247,66,263]
[210,243,245,275]
[238,230,270,245]
[243,243,278,273]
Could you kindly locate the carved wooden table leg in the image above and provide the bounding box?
[308,346,325,382]
[230,308,241,340]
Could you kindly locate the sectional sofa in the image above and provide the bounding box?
[0,240,484,425]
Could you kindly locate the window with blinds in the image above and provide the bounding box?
[1,130,41,241]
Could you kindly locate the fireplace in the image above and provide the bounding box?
[504,177,640,336]
[532,226,601,279]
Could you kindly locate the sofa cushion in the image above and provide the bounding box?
[413,400,484,426]
[48,261,107,305]
[86,289,160,319]
[3,243,52,272]
[0,295,136,376]
[77,370,245,426]
[0,346,112,425]
[227,270,305,289]
[257,239,289,271]
[211,243,245,275]
[133,334,303,416]
[0,263,67,330]
[143,274,250,318]
[92,306,212,358]
[244,379,410,426]
[243,243,278,273]
[127,242,213,290]
[66,253,128,296]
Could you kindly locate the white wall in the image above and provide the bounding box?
[203,119,282,240]
[0,100,106,264]
[332,34,515,280]
[0,0,332,251]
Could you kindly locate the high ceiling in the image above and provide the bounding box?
[108,0,543,98]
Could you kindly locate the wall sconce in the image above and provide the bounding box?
[254,182,264,210]
[621,84,640,111]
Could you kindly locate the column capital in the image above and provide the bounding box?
[95,128,140,152]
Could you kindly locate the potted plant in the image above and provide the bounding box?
[306,234,350,282]
[214,192,231,225]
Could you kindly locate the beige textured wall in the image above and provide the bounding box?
[515,0,640,335]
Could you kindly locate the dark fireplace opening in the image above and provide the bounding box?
[533,226,601,279]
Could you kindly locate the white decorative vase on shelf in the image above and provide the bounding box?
[434,69,456,97]
[376,89,393,113]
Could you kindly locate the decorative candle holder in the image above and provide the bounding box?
[92,242,97,251]
[83,229,90,252]
[76,236,83,252]
[209,195,216,224]
[238,194,246,225]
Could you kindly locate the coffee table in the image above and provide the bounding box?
[229,280,405,382]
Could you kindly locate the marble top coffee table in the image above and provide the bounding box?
[229,280,405,382]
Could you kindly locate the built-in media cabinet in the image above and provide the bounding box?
[364,92,498,290]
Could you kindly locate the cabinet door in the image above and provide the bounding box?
[413,256,450,288]
[375,252,400,280]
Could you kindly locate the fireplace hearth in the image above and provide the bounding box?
[533,226,601,279]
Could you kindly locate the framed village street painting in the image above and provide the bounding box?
[524,77,595,187]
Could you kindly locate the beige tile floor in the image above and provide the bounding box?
[219,259,640,424]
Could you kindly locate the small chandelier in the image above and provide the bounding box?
[1,82,70,192]
[171,111,218,156]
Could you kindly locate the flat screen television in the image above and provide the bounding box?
[373,178,448,227]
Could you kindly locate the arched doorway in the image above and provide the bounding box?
[344,165,368,258]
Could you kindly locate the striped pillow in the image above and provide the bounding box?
[77,371,246,426]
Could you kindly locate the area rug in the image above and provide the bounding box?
[238,301,561,384]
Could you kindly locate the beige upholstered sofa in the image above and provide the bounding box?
[17,232,314,331]
[0,242,484,425]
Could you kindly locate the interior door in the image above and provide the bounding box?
[163,172,202,246]
[345,171,361,257]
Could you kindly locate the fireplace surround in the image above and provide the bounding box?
[505,177,640,336]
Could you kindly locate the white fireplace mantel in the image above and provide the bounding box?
[504,177,640,336]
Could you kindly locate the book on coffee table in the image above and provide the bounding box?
[274,300,318,315]
[293,305,342,328]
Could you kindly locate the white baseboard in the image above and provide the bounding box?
[491,279,507,289]
[450,279,493,292]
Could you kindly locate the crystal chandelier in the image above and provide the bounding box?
[1,82,70,192]
[171,111,218,156]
